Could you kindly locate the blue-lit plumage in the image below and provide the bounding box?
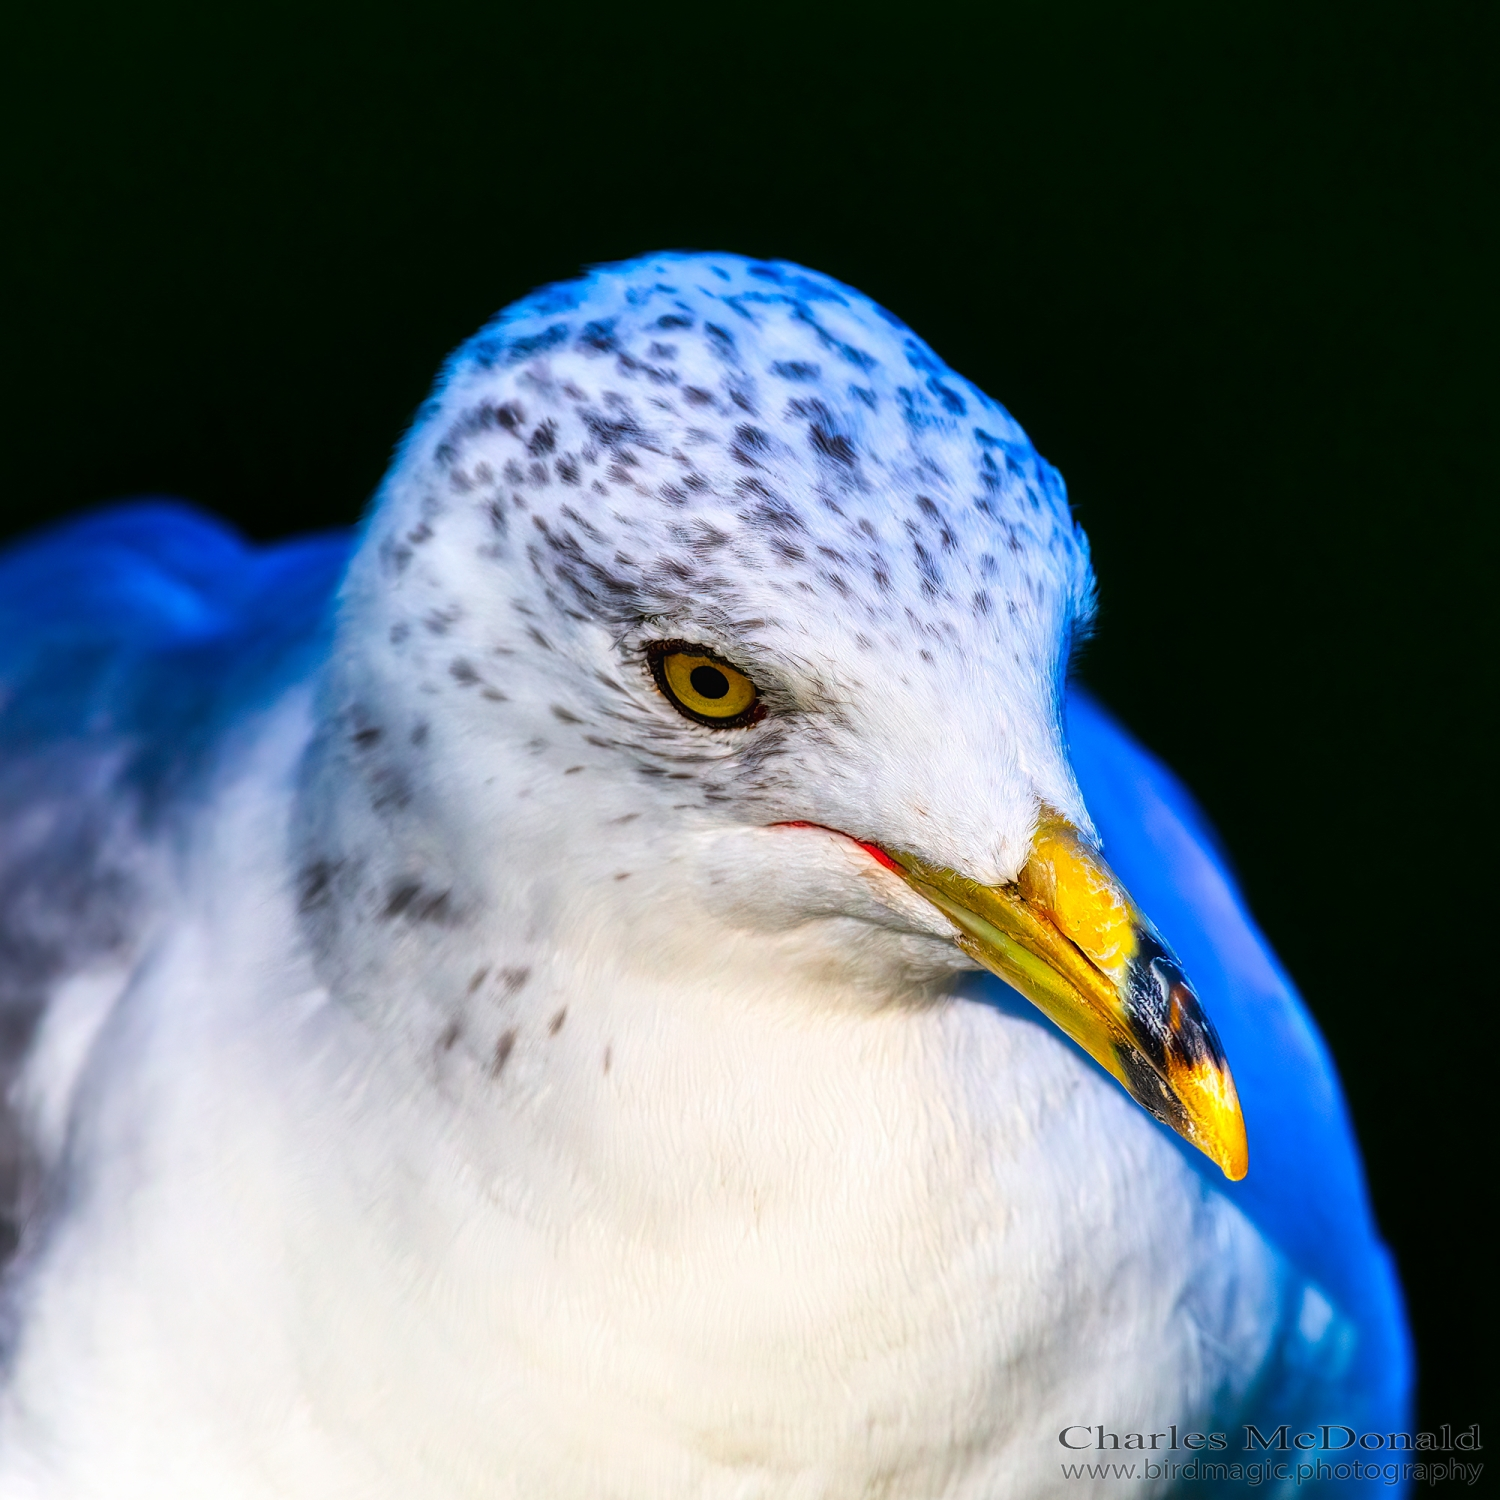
[1065,692,1411,1453]
[0,501,347,756]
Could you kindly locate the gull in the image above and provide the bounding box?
[0,253,1407,1497]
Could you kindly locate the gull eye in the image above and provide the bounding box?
[647,642,762,728]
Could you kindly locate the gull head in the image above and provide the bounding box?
[297,252,1245,1179]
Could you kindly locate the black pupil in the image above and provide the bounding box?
[689,664,730,701]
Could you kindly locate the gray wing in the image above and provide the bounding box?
[0,502,351,1261]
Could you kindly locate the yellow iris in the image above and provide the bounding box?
[653,647,759,725]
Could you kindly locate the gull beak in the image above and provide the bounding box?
[883,817,1248,1180]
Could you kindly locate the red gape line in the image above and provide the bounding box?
[770,820,903,874]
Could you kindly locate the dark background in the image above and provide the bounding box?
[4,0,1493,1428]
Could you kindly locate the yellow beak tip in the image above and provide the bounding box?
[1180,1071,1249,1181]
[1218,1136,1249,1182]
[1191,1096,1248,1181]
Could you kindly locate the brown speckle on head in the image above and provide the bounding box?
[382,882,453,924]
[492,1028,517,1076]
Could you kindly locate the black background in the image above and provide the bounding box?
[4,0,1494,1429]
